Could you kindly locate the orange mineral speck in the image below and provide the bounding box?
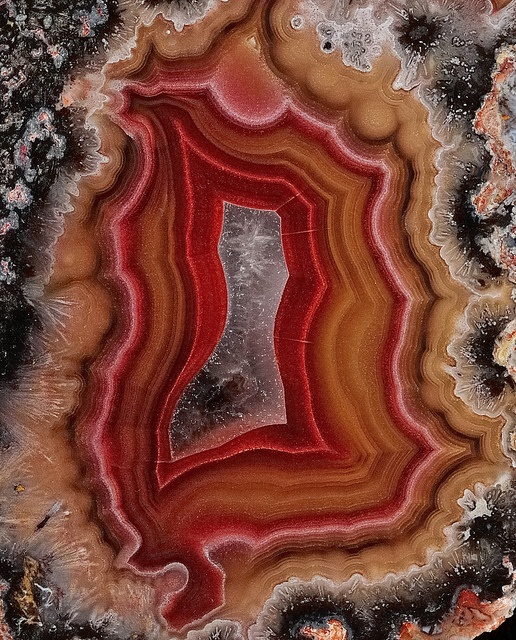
[398,622,421,640]
[302,619,348,640]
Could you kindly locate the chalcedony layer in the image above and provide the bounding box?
[1,1,516,639]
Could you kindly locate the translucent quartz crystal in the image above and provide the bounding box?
[170,203,288,454]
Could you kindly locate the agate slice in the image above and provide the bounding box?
[3,0,516,639]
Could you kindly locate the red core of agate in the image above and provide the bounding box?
[74,34,480,629]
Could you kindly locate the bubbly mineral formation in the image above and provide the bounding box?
[3,0,516,639]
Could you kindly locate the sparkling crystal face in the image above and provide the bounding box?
[3,1,516,639]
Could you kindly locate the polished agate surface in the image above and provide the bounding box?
[2,1,516,639]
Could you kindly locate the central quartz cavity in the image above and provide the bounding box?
[170,202,288,453]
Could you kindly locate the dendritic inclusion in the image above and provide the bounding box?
[4,0,516,639]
